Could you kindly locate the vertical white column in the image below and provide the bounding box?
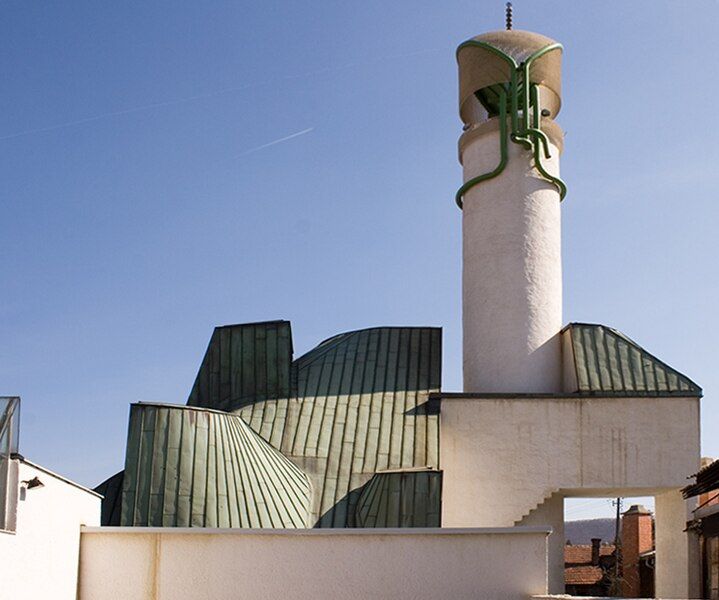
[655,489,699,598]
[461,129,563,393]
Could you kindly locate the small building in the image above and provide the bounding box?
[684,457,719,599]
[0,397,101,600]
[564,538,616,596]
[564,504,655,597]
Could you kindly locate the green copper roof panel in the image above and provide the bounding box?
[95,470,124,526]
[120,403,311,528]
[355,469,442,528]
[187,320,293,413]
[98,323,442,529]
[234,326,442,527]
[565,323,701,396]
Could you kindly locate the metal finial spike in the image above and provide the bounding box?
[505,2,513,30]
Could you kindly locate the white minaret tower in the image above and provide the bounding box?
[457,10,566,393]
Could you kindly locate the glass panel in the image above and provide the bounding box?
[0,397,20,531]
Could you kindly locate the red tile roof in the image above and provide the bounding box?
[565,565,605,586]
[564,544,615,565]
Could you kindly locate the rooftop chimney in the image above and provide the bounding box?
[621,504,654,598]
[590,538,601,566]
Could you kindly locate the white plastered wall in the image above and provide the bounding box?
[0,459,101,600]
[440,394,701,596]
[79,527,550,600]
[518,492,565,595]
[461,128,562,393]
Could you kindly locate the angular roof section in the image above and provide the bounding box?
[563,323,701,396]
[187,320,293,413]
[355,468,441,528]
[121,403,311,528]
[95,470,124,526]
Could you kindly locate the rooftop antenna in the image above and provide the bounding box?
[505,2,513,30]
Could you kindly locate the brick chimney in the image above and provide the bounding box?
[620,504,653,598]
[590,538,601,566]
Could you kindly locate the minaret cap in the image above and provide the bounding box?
[457,30,562,125]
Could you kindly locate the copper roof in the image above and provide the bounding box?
[563,323,702,396]
[98,322,442,529]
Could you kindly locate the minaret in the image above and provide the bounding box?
[457,11,566,393]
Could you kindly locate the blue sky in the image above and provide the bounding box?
[1,0,717,514]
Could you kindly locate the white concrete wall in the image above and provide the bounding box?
[79,527,550,600]
[441,395,700,527]
[440,394,701,596]
[0,459,101,600]
[461,128,563,393]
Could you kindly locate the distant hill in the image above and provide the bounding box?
[565,518,615,545]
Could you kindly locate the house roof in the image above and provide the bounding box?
[564,543,615,565]
[683,458,719,498]
[564,542,615,587]
[563,323,701,396]
[565,565,605,586]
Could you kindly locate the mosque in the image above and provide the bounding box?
[81,12,704,600]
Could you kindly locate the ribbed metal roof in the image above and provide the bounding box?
[95,470,123,526]
[187,320,293,412]
[236,326,442,527]
[120,403,311,528]
[97,323,442,528]
[355,468,441,528]
[564,323,701,396]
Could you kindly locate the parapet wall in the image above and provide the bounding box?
[79,526,550,600]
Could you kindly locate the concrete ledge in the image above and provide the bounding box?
[81,525,552,536]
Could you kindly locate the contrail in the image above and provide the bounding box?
[0,48,440,142]
[0,84,259,141]
[236,127,314,157]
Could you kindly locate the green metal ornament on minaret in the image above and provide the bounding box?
[454,4,567,208]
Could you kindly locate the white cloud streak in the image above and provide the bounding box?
[235,127,314,157]
[0,48,440,143]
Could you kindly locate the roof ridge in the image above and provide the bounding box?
[294,325,442,367]
[214,319,290,330]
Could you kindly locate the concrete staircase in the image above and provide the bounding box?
[513,488,560,526]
